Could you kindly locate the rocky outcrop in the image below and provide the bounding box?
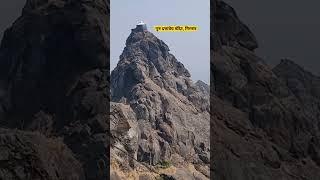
[213,1,258,51]
[0,0,109,128]
[0,128,84,180]
[0,0,110,179]
[110,25,210,179]
[273,59,320,101]
[212,1,320,180]
[110,102,139,170]
[195,80,210,97]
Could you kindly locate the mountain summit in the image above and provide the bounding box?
[111,24,210,179]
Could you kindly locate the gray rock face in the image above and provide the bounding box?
[111,26,210,179]
[212,1,320,180]
[195,80,210,97]
[110,102,139,169]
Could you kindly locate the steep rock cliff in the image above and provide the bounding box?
[212,1,320,180]
[110,25,210,179]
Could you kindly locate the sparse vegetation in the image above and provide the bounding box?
[157,160,172,169]
[156,176,164,180]
[156,174,175,180]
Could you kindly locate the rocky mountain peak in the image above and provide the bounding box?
[273,59,320,99]
[274,59,313,77]
[122,25,190,77]
[195,80,210,96]
[111,24,210,179]
[214,0,258,51]
[111,25,207,106]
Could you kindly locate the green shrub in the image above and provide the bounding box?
[158,160,172,169]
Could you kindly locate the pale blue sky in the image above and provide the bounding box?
[111,0,210,83]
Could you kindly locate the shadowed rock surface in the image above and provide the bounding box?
[212,1,320,180]
[0,0,110,179]
[0,0,109,128]
[0,128,84,180]
[110,25,210,179]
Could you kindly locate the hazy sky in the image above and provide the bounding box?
[224,0,320,75]
[111,0,210,83]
